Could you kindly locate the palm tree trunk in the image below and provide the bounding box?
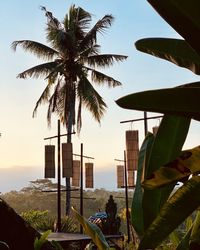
[65,178,71,215]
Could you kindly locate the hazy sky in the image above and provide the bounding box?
[0,0,200,192]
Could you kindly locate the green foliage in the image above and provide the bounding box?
[190,210,200,247]
[51,241,64,250]
[147,0,200,57]
[175,215,194,249]
[135,38,200,75]
[131,132,154,237]
[21,210,50,228]
[123,240,137,250]
[130,115,190,237]
[116,85,200,121]
[115,0,200,249]
[2,183,129,233]
[72,207,110,250]
[142,145,200,189]
[34,230,52,250]
[33,230,64,250]
[169,230,180,248]
[12,5,127,132]
[138,176,200,250]
[21,209,77,233]
[21,209,55,232]
[60,216,78,233]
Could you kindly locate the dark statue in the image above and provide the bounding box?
[101,195,121,235]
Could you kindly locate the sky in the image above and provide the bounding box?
[0,0,200,193]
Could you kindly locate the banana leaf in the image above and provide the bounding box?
[116,86,200,121]
[72,207,110,250]
[147,0,200,57]
[131,132,154,237]
[138,176,200,250]
[169,230,180,248]
[142,115,190,230]
[176,225,192,250]
[190,210,200,247]
[143,145,200,189]
[135,38,200,75]
[177,81,200,88]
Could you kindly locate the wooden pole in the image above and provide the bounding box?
[43,125,77,230]
[57,120,61,232]
[80,143,83,233]
[144,111,148,136]
[124,150,130,242]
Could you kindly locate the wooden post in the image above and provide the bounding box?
[80,143,83,233]
[144,111,148,136]
[57,120,61,232]
[124,150,130,243]
[43,126,76,232]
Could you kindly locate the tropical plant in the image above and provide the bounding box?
[73,207,136,250]
[21,209,51,230]
[12,5,127,215]
[21,209,78,233]
[34,230,52,250]
[116,0,200,249]
[72,207,115,250]
[34,230,64,250]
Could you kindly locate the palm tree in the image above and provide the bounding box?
[12,5,127,215]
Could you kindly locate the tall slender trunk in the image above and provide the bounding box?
[65,76,76,216]
[66,124,72,216]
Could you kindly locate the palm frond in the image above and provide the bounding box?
[94,14,114,34]
[80,14,114,50]
[85,54,128,68]
[80,44,100,57]
[63,5,90,46]
[66,5,91,32]
[46,26,78,60]
[85,66,122,87]
[77,75,107,123]
[47,80,76,128]
[17,61,59,79]
[41,6,74,54]
[47,78,62,126]
[33,80,55,118]
[44,68,61,84]
[76,7,91,31]
[11,40,58,60]
[41,6,61,29]
[77,97,82,134]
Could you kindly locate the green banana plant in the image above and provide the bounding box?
[117,0,200,248]
[135,38,200,75]
[134,1,200,79]
[147,0,200,57]
[168,215,193,250]
[189,210,200,248]
[34,230,52,250]
[169,212,199,249]
[176,226,192,250]
[72,207,112,250]
[116,84,200,121]
[131,132,154,237]
[142,115,190,231]
[142,145,200,189]
[131,113,190,237]
[138,176,200,250]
